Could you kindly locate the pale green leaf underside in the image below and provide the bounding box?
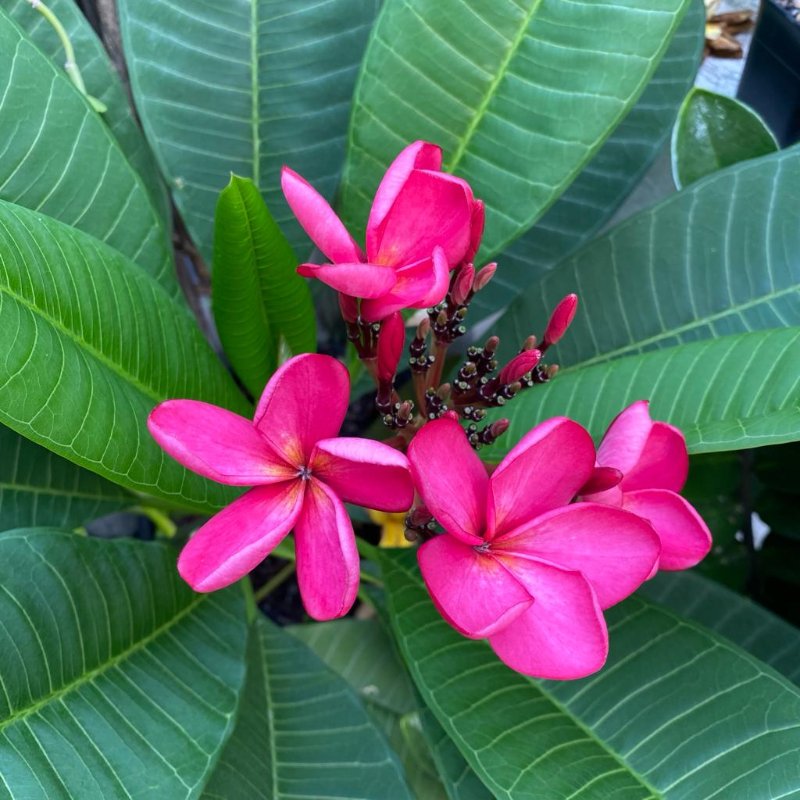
[0,9,177,296]
[382,550,800,800]
[4,0,169,222]
[202,617,413,800]
[0,200,248,512]
[0,425,132,531]
[0,530,248,800]
[340,0,689,257]
[486,328,800,460]
[117,0,381,262]
[493,145,800,365]
[475,0,704,318]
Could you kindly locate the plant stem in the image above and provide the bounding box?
[253,562,296,603]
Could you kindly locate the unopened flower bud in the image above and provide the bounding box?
[465,201,485,263]
[415,317,430,341]
[484,336,499,354]
[498,349,542,385]
[338,292,358,323]
[451,264,475,305]
[542,293,578,347]
[521,335,538,351]
[377,313,405,383]
[473,262,497,292]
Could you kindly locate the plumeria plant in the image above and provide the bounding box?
[0,0,799,798]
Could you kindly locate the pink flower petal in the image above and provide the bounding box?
[621,421,689,493]
[297,262,397,299]
[294,479,359,620]
[407,418,487,544]
[371,170,474,266]
[418,535,533,638]
[596,400,653,475]
[253,354,349,465]
[360,247,449,322]
[367,141,442,257]
[310,437,414,512]
[178,481,304,592]
[495,504,661,609]
[489,557,608,679]
[579,466,623,496]
[623,489,712,570]
[281,167,363,263]
[487,418,595,539]
[148,400,294,485]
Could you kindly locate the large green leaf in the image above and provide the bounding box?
[0,9,177,296]
[475,0,704,318]
[212,176,315,398]
[340,0,689,257]
[493,145,800,365]
[4,0,169,221]
[0,200,248,512]
[117,0,381,262]
[202,616,413,800]
[381,550,800,800]
[671,88,779,189]
[0,529,249,799]
[486,328,800,460]
[0,425,133,531]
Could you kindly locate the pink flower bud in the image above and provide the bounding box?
[543,294,578,347]
[473,262,497,292]
[498,349,542,385]
[377,312,405,383]
[338,292,358,323]
[465,200,485,263]
[451,264,475,305]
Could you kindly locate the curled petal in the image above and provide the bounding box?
[596,400,653,475]
[148,400,294,485]
[622,421,689,493]
[488,418,595,539]
[281,167,363,263]
[495,504,661,609]
[297,262,397,299]
[407,418,487,544]
[294,479,359,620]
[310,437,414,512]
[465,200,485,263]
[489,558,608,680]
[178,481,304,592]
[579,466,623,496]
[623,489,712,571]
[254,354,349,465]
[418,535,532,638]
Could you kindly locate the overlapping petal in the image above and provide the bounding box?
[310,437,414,512]
[178,482,305,592]
[148,400,294,485]
[294,479,359,620]
[296,262,397,298]
[596,400,653,475]
[621,421,688,493]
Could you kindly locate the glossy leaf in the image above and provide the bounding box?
[202,616,413,800]
[0,425,133,531]
[493,144,800,365]
[212,176,315,397]
[0,529,249,799]
[0,200,249,512]
[475,0,705,317]
[486,328,800,461]
[381,549,800,800]
[672,87,779,189]
[0,9,177,296]
[340,0,689,257]
[117,0,381,261]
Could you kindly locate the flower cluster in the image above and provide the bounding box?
[148,140,711,680]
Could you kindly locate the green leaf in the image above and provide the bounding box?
[0,529,249,799]
[486,328,800,460]
[4,0,169,222]
[492,144,800,366]
[212,176,315,397]
[475,0,705,318]
[340,0,690,258]
[0,425,133,531]
[671,87,779,189]
[0,200,249,512]
[202,616,413,800]
[0,9,177,297]
[116,0,381,262]
[381,549,800,800]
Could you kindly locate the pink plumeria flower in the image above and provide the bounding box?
[582,400,712,571]
[282,140,483,321]
[408,417,661,679]
[148,354,414,620]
